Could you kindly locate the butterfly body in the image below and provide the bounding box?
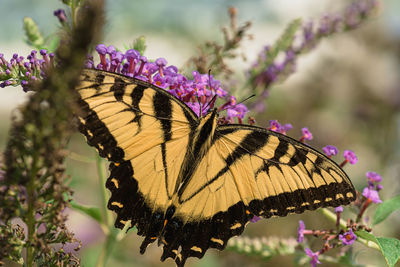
[76,69,355,266]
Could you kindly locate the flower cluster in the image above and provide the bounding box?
[363,171,383,203]
[267,120,293,134]
[321,144,358,167]
[0,50,54,91]
[88,44,247,120]
[297,169,384,266]
[297,219,357,266]
[248,0,379,111]
[355,171,383,223]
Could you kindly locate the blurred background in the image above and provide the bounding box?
[1,0,399,266]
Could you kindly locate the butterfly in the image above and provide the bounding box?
[76,68,355,266]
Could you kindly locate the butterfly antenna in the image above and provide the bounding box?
[203,94,217,111]
[219,94,255,113]
[237,94,255,106]
[202,69,218,111]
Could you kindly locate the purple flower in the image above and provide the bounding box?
[366,171,382,183]
[54,9,67,23]
[155,58,167,67]
[268,120,281,132]
[226,103,248,121]
[250,216,261,223]
[362,187,382,203]
[305,248,321,267]
[322,145,338,157]
[335,206,343,213]
[301,127,313,141]
[339,228,357,245]
[343,150,358,164]
[297,220,305,243]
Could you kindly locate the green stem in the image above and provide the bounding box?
[70,0,77,29]
[95,154,111,228]
[26,153,39,267]
[94,153,116,267]
[95,229,117,267]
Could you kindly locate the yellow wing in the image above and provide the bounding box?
[159,125,355,265]
[76,68,198,234]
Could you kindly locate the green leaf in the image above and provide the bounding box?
[355,230,378,244]
[263,18,302,69]
[47,36,60,53]
[70,200,102,223]
[376,238,400,267]
[373,195,400,225]
[133,36,147,55]
[23,17,45,50]
[356,231,400,266]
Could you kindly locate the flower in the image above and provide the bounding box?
[54,9,67,23]
[299,127,313,143]
[250,216,261,223]
[297,220,305,243]
[343,150,358,164]
[335,206,343,213]
[268,120,281,132]
[305,248,321,267]
[0,50,55,91]
[89,44,248,121]
[322,145,338,157]
[339,228,357,245]
[366,171,382,183]
[362,187,382,203]
[1,44,249,121]
[267,120,292,134]
[301,127,313,141]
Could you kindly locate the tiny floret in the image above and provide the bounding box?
[335,206,343,213]
[301,127,313,141]
[366,171,382,183]
[343,150,358,164]
[323,145,338,157]
[305,248,321,267]
[297,220,305,243]
[362,187,382,203]
[339,228,357,245]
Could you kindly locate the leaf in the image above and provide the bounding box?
[373,195,400,225]
[355,231,400,266]
[70,200,102,223]
[263,18,302,68]
[376,238,400,267]
[355,230,378,244]
[47,36,60,53]
[23,17,45,50]
[133,36,147,55]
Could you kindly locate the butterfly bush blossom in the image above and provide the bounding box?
[89,44,248,121]
[0,45,247,123]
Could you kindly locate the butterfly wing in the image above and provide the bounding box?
[158,124,355,266]
[77,69,198,241]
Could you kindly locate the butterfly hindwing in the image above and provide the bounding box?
[77,69,356,267]
[160,125,355,265]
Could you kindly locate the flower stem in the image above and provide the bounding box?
[95,228,118,267]
[26,152,39,267]
[95,154,111,228]
[95,153,116,267]
[318,208,347,229]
